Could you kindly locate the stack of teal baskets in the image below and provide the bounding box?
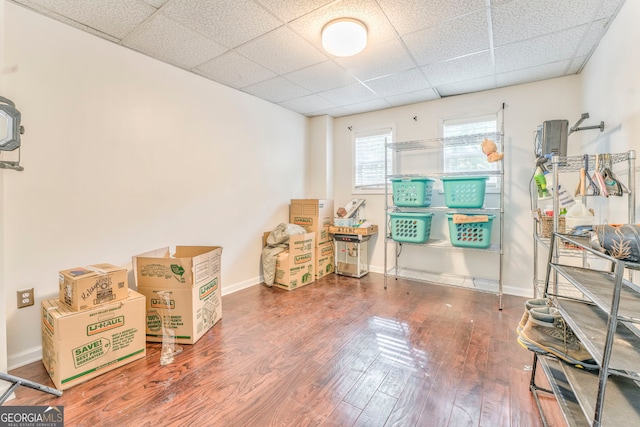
[441,176,494,248]
[389,212,434,243]
[390,177,434,207]
[441,176,488,208]
[446,213,495,249]
[389,177,435,243]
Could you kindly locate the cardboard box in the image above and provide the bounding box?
[290,199,334,245]
[133,246,223,344]
[41,289,146,390]
[59,264,128,311]
[316,240,335,279]
[272,232,316,291]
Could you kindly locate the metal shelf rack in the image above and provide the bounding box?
[531,232,640,426]
[383,117,505,309]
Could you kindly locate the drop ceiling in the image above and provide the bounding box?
[9,0,626,117]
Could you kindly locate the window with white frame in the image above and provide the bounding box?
[442,114,500,190]
[353,128,393,193]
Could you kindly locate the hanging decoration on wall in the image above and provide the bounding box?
[0,95,25,171]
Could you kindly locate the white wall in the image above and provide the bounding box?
[0,0,9,386]
[2,2,307,368]
[307,115,334,199]
[332,77,582,297]
[579,0,639,224]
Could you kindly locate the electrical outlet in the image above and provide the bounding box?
[17,288,34,308]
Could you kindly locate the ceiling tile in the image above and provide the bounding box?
[596,0,627,20]
[235,26,328,74]
[16,0,156,39]
[288,0,399,49]
[402,10,490,65]
[494,25,586,73]
[12,0,627,117]
[143,0,168,8]
[576,19,610,57]
[318,82,378,106]
[495,59,573,88]
[568,56,588,74]
[309,106,353,117]
[241,76,311,103]
[385,88,440,107]
[343,98,393,115]
[194,52,276,88]
[284,61,358,92]
[363,68,430,97]
[377,0,486,36]
[278,94,339,115]
[162,0,282,48]
[122,13,227,69]
[256,0,335,23]
[436,75,496,97]
[491,0,602,47]
[334,38,416,81]
[421,51,494,86]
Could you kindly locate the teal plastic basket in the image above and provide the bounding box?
[441,176,489,208]
[447,213,495,249]
[391,177,434,207]
[389,212,434,243]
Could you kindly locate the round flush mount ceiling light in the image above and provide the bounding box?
[321,18,367,57]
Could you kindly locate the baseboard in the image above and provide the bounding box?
[221,277,260,296]
[8,345,42,371]
[369,264,534,298]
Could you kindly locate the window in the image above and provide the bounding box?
[353,128,393,193]
[442,114,500,190]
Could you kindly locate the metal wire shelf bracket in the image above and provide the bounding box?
[0,372,62,404]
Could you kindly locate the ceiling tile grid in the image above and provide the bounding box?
[491,0,604,47]
[402,10,491,66]
[122,12,228,69]
[283,61,359,92]
[241,76,312,103]
[363,68,431,98]
[9,0,628,117]
[384,88,439,107]
[376,0,486,36]
[161,0,282,49]
[420,51,494,87]
[256,0,335,23]
[234,26,327,75]
[334,37,416,82]
[194,51,276,89]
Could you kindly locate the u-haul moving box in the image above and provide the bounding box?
[316,240,335,279]
[271,232,316,290]
[59,264,128,311]
[133,246,222,345]
[41,289,146,390]
[289,199,334,245]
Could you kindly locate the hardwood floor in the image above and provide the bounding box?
[5,273,564,426]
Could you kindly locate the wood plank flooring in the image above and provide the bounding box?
[5,273,564,426]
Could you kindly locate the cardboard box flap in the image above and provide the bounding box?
[174,246,221,258]
[133,246,222,289]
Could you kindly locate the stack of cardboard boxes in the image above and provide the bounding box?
[262,199,336,291]
[289,199,335,281]
[41,245,223,390]
[132,246,223,345]
[42,264,147,390]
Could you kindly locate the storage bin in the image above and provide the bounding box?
[389,212,434,243]
[391,177,434,207]
[447,213,495,249]
[441,176,488,208]
[334,217,357,227]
